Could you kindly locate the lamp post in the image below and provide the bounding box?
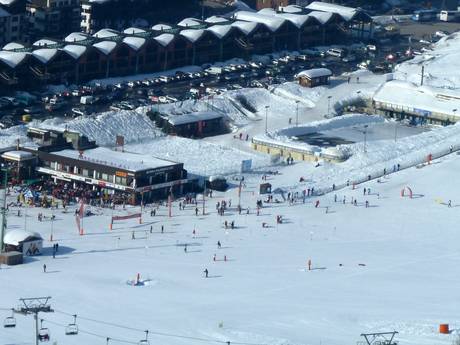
[0,166,9,253]
[295,100,300,127]
[265,105,270,134]
[327,95,332,118]
[363,124,368,153]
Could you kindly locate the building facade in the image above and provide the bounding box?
[26,0,81,41]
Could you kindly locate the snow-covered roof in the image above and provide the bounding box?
[61,45,87,59]
[122,36,146,51]
[33,39,58,47]
[308,11,335,24]
[93,28,120,39]
[233,11,286,32]
[207,25,233,39]
[152,23,172,31]
[177,18,202,28]
[306,1,367,22]
[64,32,89,43]
[4,229,43,246]
[180,29,205,43]
[3,42,24,51]
[165,112,223,126]
[0,50,27,68]
[205,16,229,24]
[154,33,175,47]
[271,12,316,28]
[93,41,117,55]
[279,5,303,14]
[123,27,146,35]
[51,147,178,172]
[231,21,258,35]
[1,150,34,161]
[297,68,332,79]
[32,48,58,64]
[373,80,460,118]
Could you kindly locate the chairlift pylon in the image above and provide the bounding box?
[3,309,16,328]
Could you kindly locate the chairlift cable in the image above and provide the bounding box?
[54,309,267,345]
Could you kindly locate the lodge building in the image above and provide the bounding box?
[0,2,372,88]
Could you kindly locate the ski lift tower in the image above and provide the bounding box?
[14,297,54,345]
[359,331,399,345]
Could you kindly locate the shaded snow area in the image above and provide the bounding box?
[125,137,271,176]
[35,110,163,146]
[394,31,460,89]
[2,150,460,345]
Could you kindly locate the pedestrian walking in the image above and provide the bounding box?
[448,200,452,207]
[195,207,198,216]
[217,241,221,249]
[150,225,153,233]
[203,268,209,278]
[161,225,164,233]
[131,231,135,240]
[365,200,369,208]
[43,264,46,273]
[184,244,187,253]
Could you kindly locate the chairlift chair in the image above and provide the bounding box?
[65,323,78,335]
[38,327,50,342]
[3,316,16,328]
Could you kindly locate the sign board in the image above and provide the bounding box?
[414,108,432,117]
[241,159,252,173]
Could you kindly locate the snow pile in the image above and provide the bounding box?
[394,32,460,89]
[0,125,30,149]
[36,110,162,146]
[125,137,271,176]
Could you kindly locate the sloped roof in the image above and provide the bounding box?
[306,1,369,22]
[123,27,146,34]
[233,11,286,32]
[33,39,58,47]
[122,36,146,51]
[205,16,228,24]
[61,45,87,59]
[93,28,120,39]
[180,29,205,43]
[154,33,175,47]
[152,23,172,31]
[207,25,233,39]
[4,229,43,246]
[231,21,258,35]
[177,17,202,28]
[93,41,117,55]
[0,50,27,68]
[3,42,24,51]
[308,11,335,24]
[297,68,332,79]
[32,48,58,64]
[64,32,89,42]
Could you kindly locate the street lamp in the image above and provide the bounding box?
[0,166,10,253]
[363,124,368,153]
[265,105,270,134]
[327,96,332,118]
[295,100,300,127]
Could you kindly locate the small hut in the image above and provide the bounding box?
[4,230,43,256]
[296,68,332,87]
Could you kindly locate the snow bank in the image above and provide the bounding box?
[125,137,271,177]
[37,110,162,146]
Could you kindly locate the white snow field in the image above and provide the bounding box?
[1,151,460,345]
